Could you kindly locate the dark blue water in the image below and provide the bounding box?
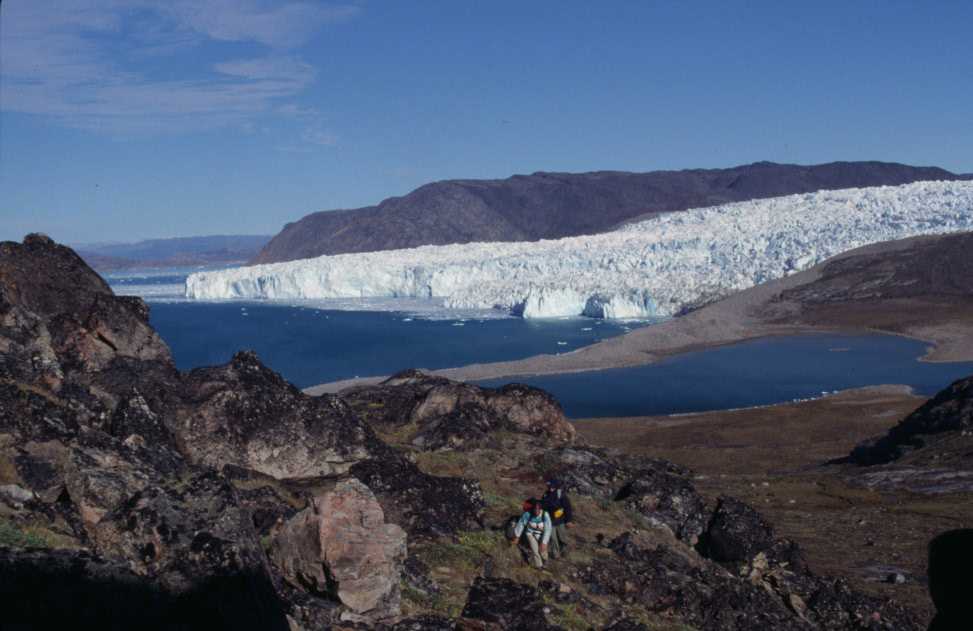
[148,302,634,388]
[120,271,973,417]
[478,334,973,418]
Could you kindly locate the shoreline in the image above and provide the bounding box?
[305,234,973,396]
[304,312,973,397]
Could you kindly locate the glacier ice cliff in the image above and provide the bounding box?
[186,181,973,319]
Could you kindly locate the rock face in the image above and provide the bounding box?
[700,496,806,572]
[0,235,480,627]
[271,478,407,621]
[459,576,562,630]
[850,375,973,465]
[578,529,918,631]
[253,161,969,264]
[540,446,707,544]
[614,463,709,545]
[179,351,383,478]
[342,369,576,450]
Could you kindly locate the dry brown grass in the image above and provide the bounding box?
[574,385,970,622]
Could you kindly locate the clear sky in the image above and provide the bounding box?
[2,1,971,244]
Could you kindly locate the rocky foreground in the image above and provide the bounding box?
[0,235,941,629]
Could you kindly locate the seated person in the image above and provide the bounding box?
[509,498,551,569]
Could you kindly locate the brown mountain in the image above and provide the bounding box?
[254,160,971,264]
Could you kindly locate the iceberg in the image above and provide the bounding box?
[186,181,973,319]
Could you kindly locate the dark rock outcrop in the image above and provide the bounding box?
[540,446,708,544]
[614,464,709,545]
[342,369,576,449]
[700,496,806,573]
[178,350,383,478]
[254,161,968,264]
[458,577,562,630]
[849,375,973,466]
[578,530,920,630]
[348,450,485,538]
[0,235,482,626]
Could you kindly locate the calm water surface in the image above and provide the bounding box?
[479,334,973,417]
[111,269,973,416]
[148,302,636,388]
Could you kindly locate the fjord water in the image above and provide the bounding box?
[479,334,973,418]
[111,269,973,415]
[147,301,635,387]
[106,259,640,387]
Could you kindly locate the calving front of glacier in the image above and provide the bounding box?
[185,181,973,318]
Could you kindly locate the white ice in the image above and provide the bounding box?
[185,181,973,319]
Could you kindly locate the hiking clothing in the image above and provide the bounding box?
[520,531,549,568]
[541,488,573,526]
[513,510,552,545]
[549,523,569,558]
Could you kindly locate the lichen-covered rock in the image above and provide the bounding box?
[349,451,484,538]
[179,351,384,479]
[700,496,804,570]
[91,470,274,596]
[614,464,708,544]
[342,370,575,448]
[458,577,563,630]
[411,402,509,451]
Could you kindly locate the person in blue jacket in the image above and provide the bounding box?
[509,498,551,568]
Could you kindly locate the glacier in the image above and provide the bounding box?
[185,181,973,319]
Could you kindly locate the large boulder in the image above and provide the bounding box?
[614,463,708,544]
[178,351,384,479]
[341,370,576,449]
[270,478,407,622]
[700,496,805,571]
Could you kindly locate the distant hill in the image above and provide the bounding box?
[75,235,271,271]
[253,161,972,264]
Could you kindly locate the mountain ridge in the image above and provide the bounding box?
[254,160,972,264]
[75,234,271,271]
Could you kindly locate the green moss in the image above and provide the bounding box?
[547,602,591,630]
[456,529,503,556]
[0,519,60,548]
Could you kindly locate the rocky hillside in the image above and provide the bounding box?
[254,161,970,264]
[844,375,973,495]
[1,235,925,629]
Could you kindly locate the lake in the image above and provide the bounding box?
[478,334,973,417]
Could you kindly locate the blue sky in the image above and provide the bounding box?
[1,1,971,244]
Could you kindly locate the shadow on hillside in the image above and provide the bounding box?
[928,528,973,631]
[0,549,289,631]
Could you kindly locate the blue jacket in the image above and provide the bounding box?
[514,510,552,544]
